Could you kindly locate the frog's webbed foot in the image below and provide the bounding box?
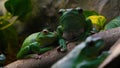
[25,54,42,59]
[57,46,67,52]
[57,39,67,52]
[34,54,42,59]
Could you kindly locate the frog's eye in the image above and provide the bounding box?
[75,7,83,13]
[86,36,102,47]
[87,41,95,47]
[42,29,49,34]
[58,9,65,14]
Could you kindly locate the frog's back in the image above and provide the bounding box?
[21,32,40,48]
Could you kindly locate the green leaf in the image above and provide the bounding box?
[104,16,120,30]
[83,10,99,18]
[5,0,32,20]
[0,18,18,54]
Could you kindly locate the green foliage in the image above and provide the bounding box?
[104,16,120,30]
[0,0,32,53]
[83,10,99,18]
[0,18,18,53]
[5,0,32,20]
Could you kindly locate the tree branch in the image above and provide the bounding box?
[92,27,120,50]
[4,27,120,68]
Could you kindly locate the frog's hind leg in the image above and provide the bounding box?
[29,42,52,54]
[56,26,67,52]
[17,42,40,59]
[17,46,30,59]
[29,42,53,59]
[34,47,53,59]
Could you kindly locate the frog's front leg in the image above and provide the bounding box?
[56,25,63,38]
[56,26,67,52]
[58,38,67,52]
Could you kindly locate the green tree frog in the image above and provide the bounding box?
[57,7,92,42]
[17,29,66,59]
[52,36,110,68]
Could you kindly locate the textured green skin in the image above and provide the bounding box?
[73,37,109,68]
[21,32,57,48]
[17,30,58,59]
[51,36,109,68]
[57,8,92,41]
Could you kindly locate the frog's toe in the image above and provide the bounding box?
[28,54,42,59]
[57,46,67,52]
[57,46,61,52]
[60,48,67,52]
[34,55,42,59]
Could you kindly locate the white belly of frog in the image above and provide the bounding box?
[63,28,85,41]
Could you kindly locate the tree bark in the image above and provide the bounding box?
[4,27,120,68]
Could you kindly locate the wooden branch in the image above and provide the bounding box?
[4,43,77,68]
[92,27,120,50]
[4,27,120,68]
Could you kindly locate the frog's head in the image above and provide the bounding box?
[58,7,85,25]
[39,29,57,40]
[81,36,104,58]
[59,7,83,15]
